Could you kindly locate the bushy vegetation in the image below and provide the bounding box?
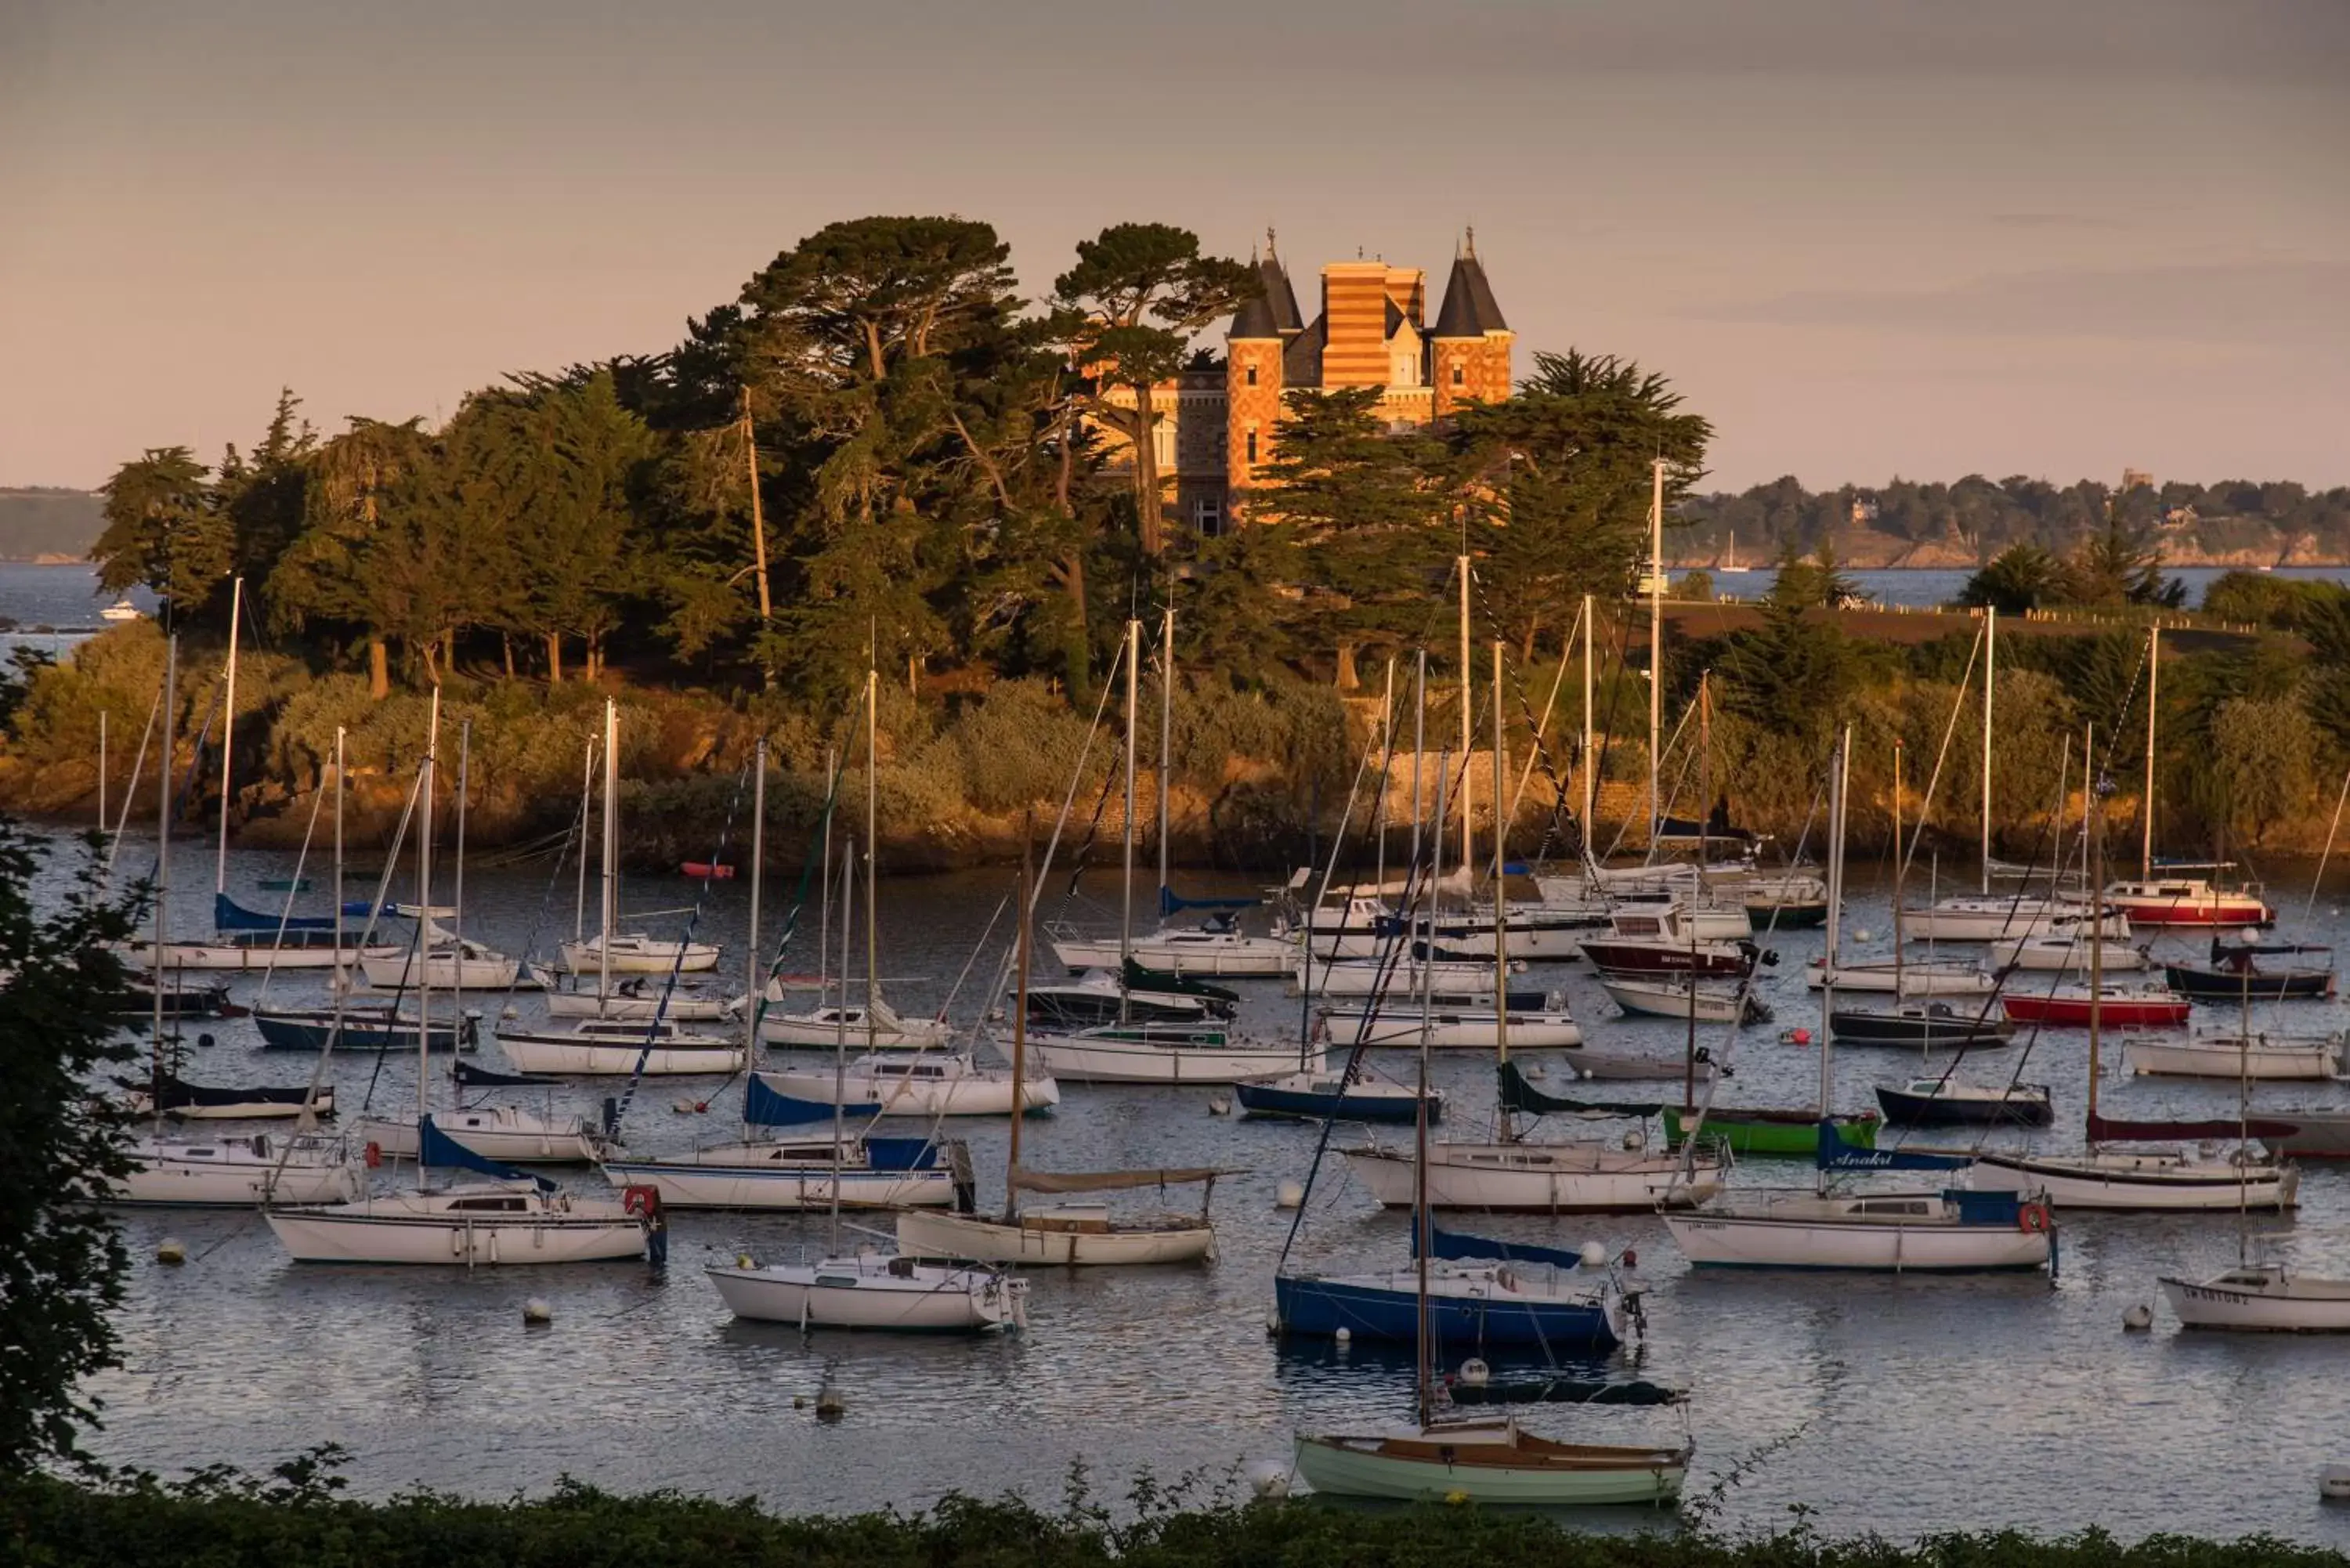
[2,1463,2341,1568]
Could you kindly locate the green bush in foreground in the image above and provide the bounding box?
[2,1460,2340,1568]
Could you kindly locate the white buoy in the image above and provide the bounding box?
[1525,1064,1546,1080]
[1852,927,1873,943]
[672,1098,696,1115]
[155,1238,187,1266]
[1621,1129,1647,1151]
[522,1297,554,1325]
[501,1005,520,1021]
[1579,1241,1609,1268]
[1275,1180,1305,1210]
[815,1384,846,1419]
[1249,1461,1292,1500]
[1458,1357,1491,1387]
[2320,1463,2350,1500]
[1333,1327,1351,1344]
[1208,1095,1232,1116]
[2123,1303,2154,1331]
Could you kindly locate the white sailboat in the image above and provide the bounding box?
[266,695,646,1266]
[707,1251,1029,1331]
[110,636,363,1208]
[2125,1032,2345,1082]
[757,1053,1058,1118]
[558,700,721,976]
[358,1104,604,1165]
[1318,1000,1582,1050]
[1665,728,2057,1272]
[759,992,952,1050]
[895,829,1220,1266]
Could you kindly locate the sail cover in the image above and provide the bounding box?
[744,1075,880,1128]
[214,893,336,933]
[1417,1225,1593,1273]
[418,1115,555,1192]
[1159,885,1258,916]
[1499,1060,1665,1119]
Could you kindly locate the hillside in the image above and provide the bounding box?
[0,488,101,561]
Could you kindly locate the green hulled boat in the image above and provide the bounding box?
[1665,1107,1880,1158]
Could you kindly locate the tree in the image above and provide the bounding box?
[1764,540,1860,611]
[1257,386,1449,687]
[1055,224,1254,558]
[92,449,230,626]
[1450,349,1713,656]
[0,822,141,1470]
[2066,504,2182,608]
[1961,543,2067,614]
[266,418,436,698]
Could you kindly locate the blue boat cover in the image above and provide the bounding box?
[419,1115,555,1192]
[1418,1225,1591,1272]
[1159,885,1259,916]
[865,1136,940,1172]
[214,893,337,933]
[1817,1118,1971,1172]
[1944,1188,2026,1226]
[743,1075,880,1127]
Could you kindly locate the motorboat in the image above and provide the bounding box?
[707,1252,1028,1331]
[1578,906,1761,978]
[1600,974,1769,1024]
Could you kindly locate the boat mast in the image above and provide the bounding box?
[599,700,617,1005]
[415,688,439,1182]
[1413,781,1435,1432]
[452,718,470,1031]
[150,634,175,1131]
[573,736,593,946]
[1457,555,1473,891]
[215,576,241,898]
[1159,607,1173,909]
[1006,825,1033,1224]
[1647,459,1665,860]
[1981,610,1996,895]
[1688,673,1710,1111]
[865,669,879,1054]
[1492,643,1511,1132]
[1119,618,1139,1022]
[1581,593,1596,856]
[1893,739,1906,999]
[330,726,347,1048]
[2086,720,2102,1146]
[745,736,765,1063]
[98,710,107,848]
[1374,656,1394,893]
[2142,625,2158,882]
[819,746,834,1005]
[1818,727,1848,1199]
[1410,651,1430,1092]
[830,838,851,1252]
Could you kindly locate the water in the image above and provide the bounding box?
[0,561,150,663]
[64,831,2350,1545]
[1705,565,2350,611]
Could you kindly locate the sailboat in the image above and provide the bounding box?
[1972,724,2298,1213]
[558,701,722,976]
[497,702,744,1075]
[1024,620,1310,1086]
[895,832,1221,1266]
[1344,721,1720,1214]
[111,635,361,1207]
[1664,728,2056,1272]
[265,696,647,1266]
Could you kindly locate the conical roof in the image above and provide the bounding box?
[1432,247,1507,338]
[1231,248,1302,341]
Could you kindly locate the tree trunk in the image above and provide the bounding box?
[442,628,455,674]
[1058,551,1089,699]
[367,638,389,701]
[501,634,515,680]
[546,632,563,685]
[587,634,601,684]
[1133,381,1162,556]
[1336,641,1361,693]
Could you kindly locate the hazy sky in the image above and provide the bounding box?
[4,0,2345,493]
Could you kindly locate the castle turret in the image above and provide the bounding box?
[1226,244,1293,511]
[1430,230,1513,419]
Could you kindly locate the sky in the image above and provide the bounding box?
[3,0,2346,494]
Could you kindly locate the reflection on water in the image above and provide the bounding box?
[59,844,2350,1545]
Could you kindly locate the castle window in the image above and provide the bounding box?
[1245,427,1259,464]
[1195,497,1222,533]
[1246,363,1258,387]
[1451,364,1465,387]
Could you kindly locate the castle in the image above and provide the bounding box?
[1098,233,1513,532]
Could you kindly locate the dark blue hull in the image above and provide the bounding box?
[1232,1082,1434,1125]
[1273,1274,1618,1349]
[253,1010,477,1053]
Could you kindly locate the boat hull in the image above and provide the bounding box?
[752,1067,1059,1118]
[1601,977,1767,1024]
[559,938,721,974]
[893,1207,1213,1266]
[1578,940,1752,978]
[1319,1007,1582,1050]
[2000,994,2191,1028]
[2162,965,2334,1000]
[359,952,520,990]
[1293,1427,1686,1506]
[1874,1086,2054,1128]
[125,941,399,972]
[1665,1111,1876,1156]
[1050,932,1293,976]
[1343,1143,1720,1213]
[2160,1275,2350,1331]
[1902,905,2123,942]
[356,1111,602,1164]
[598,1158,955,1211]
[496,1034,746,1076]
[1973,1152,2298,1212]
[112,1140,363,1206]
[1665,1206,2052,1271]
[266,1205,645,1265]
[1232,1075,1436,1124]
[1274,1271,1620,1349]
[253,1009,475,1053]
[707,1262,1025,1331]
[2124,1039,2342,1081]
[1806,962,1995,996]
[1021,1032,1317,1085]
